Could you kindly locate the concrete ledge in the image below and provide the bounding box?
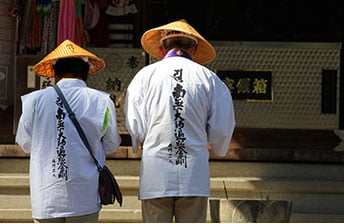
[0,145,28,157]
[0,209,33,222]
[2,143,344,163]
[2,209,344,223]
[2,158,344,179]
[99,208,142,223]
[2,202,344,223]
[0,174,29,190]
[1,174,344,222]
[2,127,343,163]
[1,173,344,195]
[290,213,344,223]
[211,177,344,194]
[1,159,344,222]
[0,195,143,223]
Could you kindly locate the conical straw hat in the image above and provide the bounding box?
[141,19,216,64]
[33,39,105,78]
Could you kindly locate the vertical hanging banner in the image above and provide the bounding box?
[217,70,273,101]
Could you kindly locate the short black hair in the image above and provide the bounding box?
[53,57,90,81]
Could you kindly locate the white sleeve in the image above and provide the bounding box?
[207,78,235,156]
[101,98,121,154]
[124,76,146,153]
[15,94,35,153]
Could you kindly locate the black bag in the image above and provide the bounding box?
[54,85,123,206]
[98,165,123,206]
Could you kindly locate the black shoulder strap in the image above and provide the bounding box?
[53,85,102,171]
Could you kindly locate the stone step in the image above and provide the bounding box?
[1,173,344,222]
[2,189,344,223]
[2,159,344,222]
[0,194,142,223]
[1,173,344,195]
[2,158,344,181]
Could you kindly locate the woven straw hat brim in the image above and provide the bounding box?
[33,39,105,78]
[141,19,216,64]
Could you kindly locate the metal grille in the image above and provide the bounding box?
[207,42,341,130]
[87,42,341,133]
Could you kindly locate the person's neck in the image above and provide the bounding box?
[56,73,82,82]
[163,48,192,60]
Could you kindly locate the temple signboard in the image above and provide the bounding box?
[217,70,273,101]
